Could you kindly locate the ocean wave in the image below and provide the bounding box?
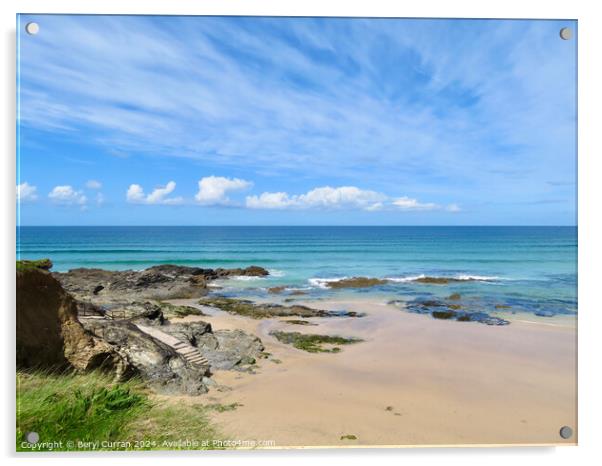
[386,274,427,283]
[387,274,500,282]
[308,274,501,288]
[308,277,349,288]
[231,275,266,281]
[268,269,286,277]
[455,274,500,281]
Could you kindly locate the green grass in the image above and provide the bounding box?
[270,331,363,353]
[16,371,222,451]
[16,259,53,272]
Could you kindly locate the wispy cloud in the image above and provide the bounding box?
[17,16,576,224]
[126,181,183,205]
[18,18,575,186]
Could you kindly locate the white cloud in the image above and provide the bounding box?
[17,17,576,227]
[392,196,438,211]
[446,203,461,212]
[126,181,183,205]
[195,176,252,205]
[48,185,87,206]
[245,192,294,209]
[86,179,102,189]
[246,186,386,211]
[16,182,38,202]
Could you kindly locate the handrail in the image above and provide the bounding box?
[79,302,126,320]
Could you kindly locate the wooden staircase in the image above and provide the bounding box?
[135,324,209,367]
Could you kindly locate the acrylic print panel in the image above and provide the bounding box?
[16,15,577,450]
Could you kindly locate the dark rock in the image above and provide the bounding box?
[160,321,213,346]
[198,329,264,370]
[326,277,387,289]
[432,310,456,320]
[404,298,510,326]
[413,276,494,285]
[414,277,453,284]
[130,306,166,326]
[54,264,269,304]
[159,321,264,371]
[268,286,287,294]
[199,296,364,319]
[157,301,206,317]
[239,266,269,277]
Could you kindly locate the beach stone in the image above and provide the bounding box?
[160,320,213,346]
[199,329,265,370]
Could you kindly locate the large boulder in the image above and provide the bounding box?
[161,322,265,370]
[80,318,209,395]
[16,262,124,373]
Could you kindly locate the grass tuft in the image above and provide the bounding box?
[16,259,53,272]
[16,371,222,451]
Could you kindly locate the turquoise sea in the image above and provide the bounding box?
[17,226,577,318]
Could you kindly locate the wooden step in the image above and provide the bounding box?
[135,323,210,368]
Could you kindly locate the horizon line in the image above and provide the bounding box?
[16,224,577,228]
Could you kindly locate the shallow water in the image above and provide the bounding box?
[17,226,577,318]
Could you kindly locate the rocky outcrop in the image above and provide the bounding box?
[326,277,388,289]
[16,263,124,373]
[17,261,215,395]
[198,296,365,319]
[160,321,265,370]
[80,317,210,395]
[391,297,510,326]
[54,264,269,303]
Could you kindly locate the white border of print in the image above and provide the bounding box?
[2,0,600,465]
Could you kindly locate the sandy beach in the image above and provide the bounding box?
[168,297,577,448]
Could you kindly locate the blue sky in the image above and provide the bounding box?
[16,15,577,225]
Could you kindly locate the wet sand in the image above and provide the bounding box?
[169,297,577,448]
